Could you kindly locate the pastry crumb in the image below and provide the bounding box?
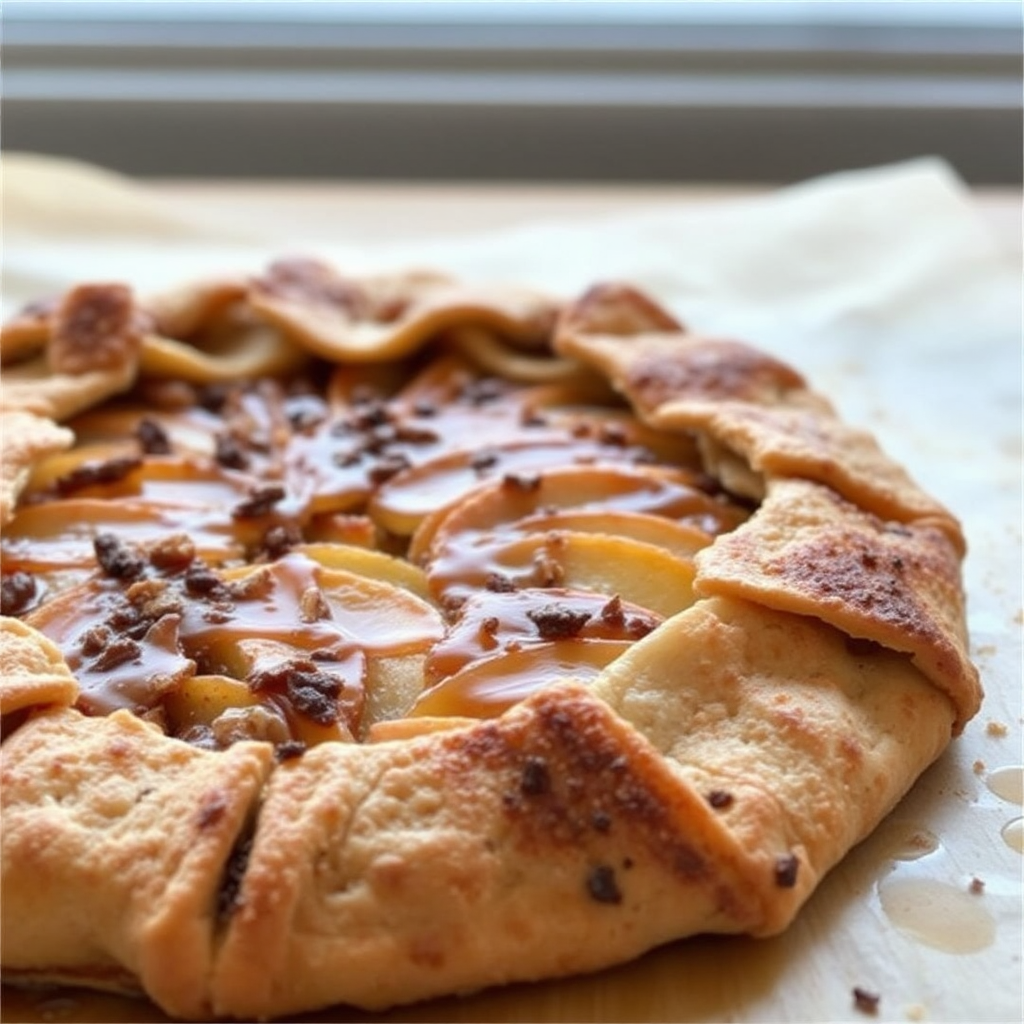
[968,876,985,895]
[905,1003,927,1021]
[852,986,880,1015]
[972,759,986,774]
[986,720,1009,738]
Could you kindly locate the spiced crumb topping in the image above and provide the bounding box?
[852,987,880,1015]
[275,740,308,762]
[184,563,225,597]
[599,595,625,628]
[224,567,274,602]
[460,377,505,406]
[94,533,146,580]
[598,422,628,446]
[706,790,734,809]
[90,636,143,672]
[586,865,623,905]
[470,449,499,473]
[502,472,542,492]
[485,573,517,593]
[232,484,286,519]
[520,755,551,796]
[147,534,196,573]
[249,658,342,726]
[526,604,592,640]
[367,453,412,485]
[215,432,251,470]
[197,382,232,413]
[260,524,302,560]
[1,571,37,616]
[196,791,228,830]
[135,418,172,456]
[774,852,800,888]
[531,550,564,588]
[55,455,143,495]
[299,583,333,624]
[285,394,327,432]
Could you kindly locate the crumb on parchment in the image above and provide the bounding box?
[985,720,1009,738]
[853,987,880,1015]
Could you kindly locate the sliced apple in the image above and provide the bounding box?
[26,584,196,717]
[423,587,662,687]
[212,553,444,658]
[370,439,659,538]
[303,513,378,550]
[1,498,245,573]
[297,542,433,600]
[409,639,632,719]
[511,508,714,560]
[427,530,697,619]
[362,653,431,736]
[163,673,259,734]
[67,404,223,458]
[410,462,731,565]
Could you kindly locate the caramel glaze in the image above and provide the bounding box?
[4,354,754,748]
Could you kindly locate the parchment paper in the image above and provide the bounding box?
[1,152,1021,1024]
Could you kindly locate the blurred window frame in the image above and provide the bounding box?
[2,1,1021,183]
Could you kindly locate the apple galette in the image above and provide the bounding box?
[0,261,980,1020]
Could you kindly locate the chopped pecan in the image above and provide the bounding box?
[0,572,37,616]
[526,604,592,640]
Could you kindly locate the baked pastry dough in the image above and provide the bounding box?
[0,263,980,1020]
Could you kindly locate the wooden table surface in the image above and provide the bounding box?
[2,176,1021,1024]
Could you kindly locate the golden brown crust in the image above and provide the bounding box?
[693,479,979,730]
[49,283,145,376]
[0,410,75,525]
[249,258,559,365]
[592,596,955,908]
[1,354,139,422]
[212,681,772,1017]
[652,400,964,547]
[0,617,79,717]
[0,707,273,1020]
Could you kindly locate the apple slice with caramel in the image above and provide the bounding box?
[369,437,663,538]
[25,534,445,748]
[410,640,632,719]
[410,462,745,566]
[426,529,698,617]
[410,588,661,718]
[508,508,716,560]
[0,498,247,611]
[297,542,432,599]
